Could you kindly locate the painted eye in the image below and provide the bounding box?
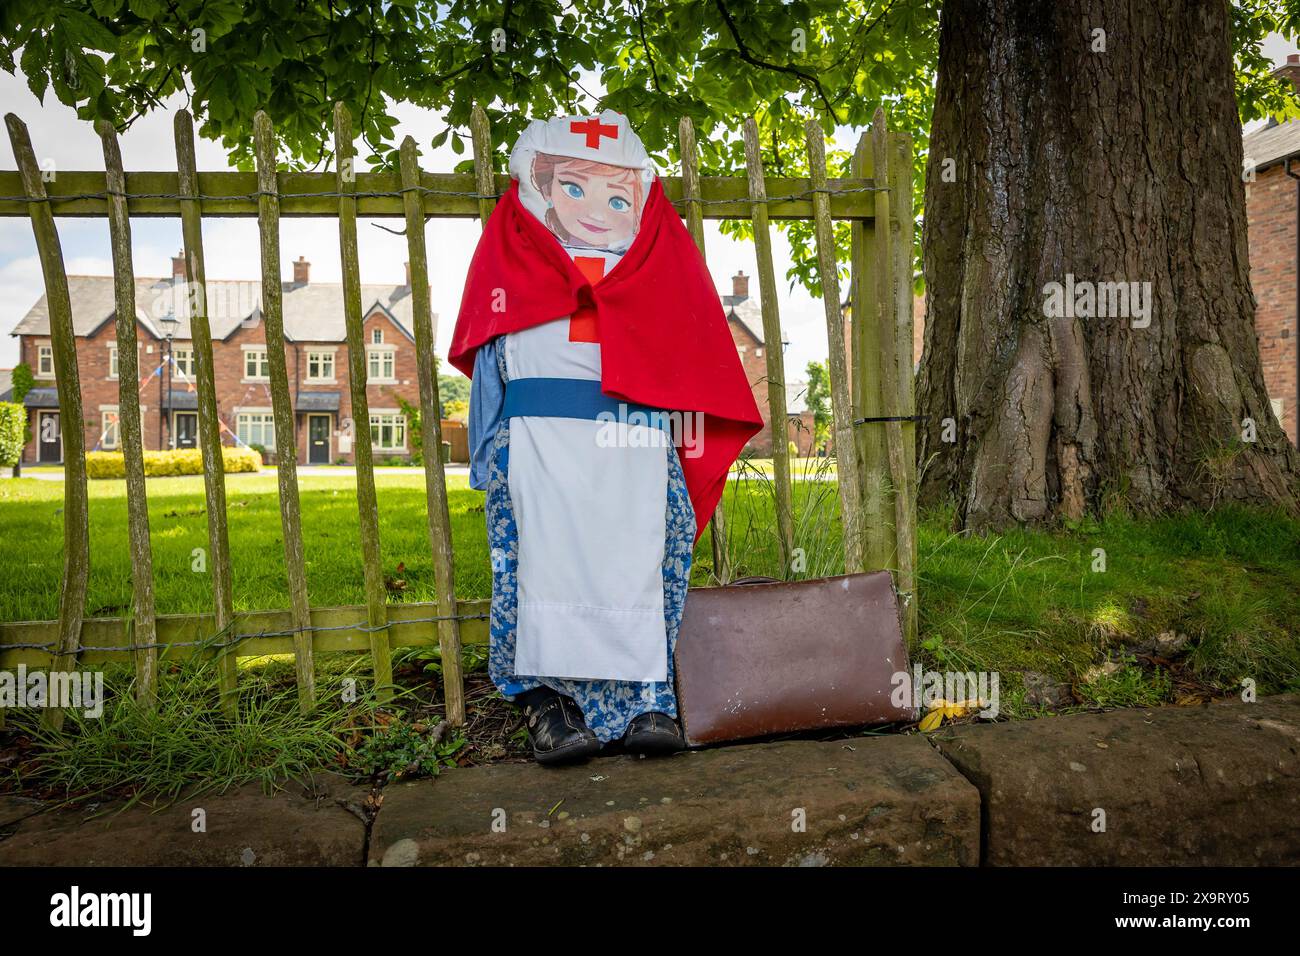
[609,196,630,212]
[561,181,584,200]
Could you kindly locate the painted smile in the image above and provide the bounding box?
[577,218,610,234]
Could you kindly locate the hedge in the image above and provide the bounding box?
[85,446,262,479]
[0,402,25,468]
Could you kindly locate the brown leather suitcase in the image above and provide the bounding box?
[673,571,915,746]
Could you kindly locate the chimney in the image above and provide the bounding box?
[293,255,310,285]
[732,270,749,300]
[171,250,186,281]
[1276,53,1300,93]
[404,261,411,288]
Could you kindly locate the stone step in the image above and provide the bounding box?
[931,693,1300,865]
[369,734,981,866]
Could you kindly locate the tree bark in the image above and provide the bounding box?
[918,0,1299,529]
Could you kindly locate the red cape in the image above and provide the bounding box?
[449,180,762,541]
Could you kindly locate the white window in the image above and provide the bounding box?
[37,345,54,377]
[367,347,395,382]
[100,406,120,449]
[108,345,119,380]
[736,344,747,354]
[1271,398,1285,425]
[236,411,276,447]
[306,350,336,382]
[172,348,195,379]
[372,328,384,344]
[243,348,270,380]
[370,412,406,451]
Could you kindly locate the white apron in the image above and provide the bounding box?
[504,262,671,682]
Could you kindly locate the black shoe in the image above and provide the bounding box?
[622,711,685,755]
[519,688,601,766]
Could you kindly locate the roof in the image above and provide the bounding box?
[1243,118,1300,172]
[295,391,341,412]
[9,275,418,344]
[22,387,58,408]
[723,293,766,344]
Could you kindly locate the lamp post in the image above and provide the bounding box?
[158,309,179,449]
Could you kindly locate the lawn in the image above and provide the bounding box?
[2,465,1298,702]
[4,466,1299,802]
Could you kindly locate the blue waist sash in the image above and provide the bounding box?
[503,377,669,430]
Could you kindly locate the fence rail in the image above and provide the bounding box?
[0,102,917,727]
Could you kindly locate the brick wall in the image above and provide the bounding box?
[1246,163,1298,444]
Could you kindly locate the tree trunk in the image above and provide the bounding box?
[917,0,1299,529]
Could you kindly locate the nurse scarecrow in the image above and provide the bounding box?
[451,111,761,765]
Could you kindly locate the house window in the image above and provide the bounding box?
[372,328,384,344]
[306,350,336,382]
[100,406,120,449]
[37,345,54,377]
[367,347,395,382]
[172,348,195,379]
[736,345,747,355]
[370,413,406,451]
[108,346,119,380]
[1272,398,1285,426]
[244,349,270,380]
[236,412,275,448]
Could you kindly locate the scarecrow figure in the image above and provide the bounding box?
[451,111,761,765]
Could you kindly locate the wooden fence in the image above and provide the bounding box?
[0,104,917,730]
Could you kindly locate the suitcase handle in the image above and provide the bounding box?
[727,575,781,587]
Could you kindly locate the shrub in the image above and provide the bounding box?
[0,402,26,468]
[85,446,262,479]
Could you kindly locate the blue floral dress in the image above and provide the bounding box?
[484,342,695,743]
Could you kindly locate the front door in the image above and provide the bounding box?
[174,412,198,449]
[307,414,331,464]
[37,411,61,463]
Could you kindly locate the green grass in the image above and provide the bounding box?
[3,465,1298,801]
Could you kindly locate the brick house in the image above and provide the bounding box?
[9,253,425,465]
[1243,54,1300,445]
[721,270,819,456]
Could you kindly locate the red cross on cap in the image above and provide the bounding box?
[570,116,619,149]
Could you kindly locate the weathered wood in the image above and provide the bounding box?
[850,131,894,572]
[0,602,493,668]
[96,119,159,709]
[805,118,866,575]
[741,118,794,572]
[469,105,498,224]
[0,170,878,221]
[174,109,238,714]
[252,111,315,712]
[889,130,919,642]
[399,136,465,727]
[5,113,89,732]
[678,116,732,584]
[869,110,916,639]
[334,103,394,702]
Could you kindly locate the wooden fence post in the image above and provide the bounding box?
[399,136,465,727]
[333,102,394,702]
[850,131,894,572]
[5,113,89,732]
[678,116,733,584]
[889,130,919,642]
[469,104,498,223]
[96,119,159,709]
[174,109,238,713]
[869,109,916,642]
[252,110,316,712]
[741,117,795,573]
[804,118,866,574]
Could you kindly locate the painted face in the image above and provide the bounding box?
[547,159,638,249]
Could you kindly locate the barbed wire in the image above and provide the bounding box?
[0,182,887,209]
[1,610,489,654]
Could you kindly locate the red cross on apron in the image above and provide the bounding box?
[569,256,605,343]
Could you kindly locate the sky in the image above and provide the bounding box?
[2,34,1296,379]
[0,67,849,384]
